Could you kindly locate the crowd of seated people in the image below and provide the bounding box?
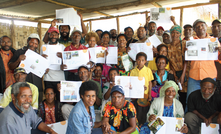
[0,12,221,134]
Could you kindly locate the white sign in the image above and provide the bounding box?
[148,34,162,48]
[106,47,118,64]
[201,123,220,134]
[88,47,106,63]
[128,43,153,61]
[150,7,172,23]
[47,120,68,134]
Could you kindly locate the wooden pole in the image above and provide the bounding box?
[116,17,120,34]
[219,3,221,19]
[89,20,92,32]
[180,8,183,28]
[37,22,42,52]
[10,20,16,49]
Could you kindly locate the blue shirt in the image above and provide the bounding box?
[66,99,96,134]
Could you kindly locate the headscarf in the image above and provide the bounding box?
[170,25,182,40]
[160,81,179,98]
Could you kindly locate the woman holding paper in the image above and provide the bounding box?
[115,34,133,76]
[140,81,188,134]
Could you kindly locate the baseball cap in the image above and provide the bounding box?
[183,24,193,29]
[71,30,82,36]
[28,33,40,41]
[48,27,59,33]
[157,26,164,31]
[212,19,221,25]
[14,67,27,75]
[163,30,170,36]
[110,85,124,95]
[193,19,206,28]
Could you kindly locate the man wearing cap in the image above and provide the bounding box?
[124,27,138,48]
[0,36,16,93]
[157,26,164,36]
[43,12,87,47]
[183,24,194,41]
[41,27,65,102]
[185,77,221,134]
[0,67,39,112]
[8,33,43,101]
[162,30,171,45]
[102,85,139,134]
[186,19,221,105]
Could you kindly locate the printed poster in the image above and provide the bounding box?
[88,47,106,63]
[150,7,172,23]
[128,43,153,61]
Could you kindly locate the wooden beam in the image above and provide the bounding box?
[151,2,162,8]
[10,20,16,49]
[219,3,221,19]
[172,2,218,10]
[116,17,120,34]
[0,15,50,23]
[37,22,42,52]
[180,8,183,28]
[0,0,41,9]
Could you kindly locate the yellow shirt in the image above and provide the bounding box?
[148,57,170,71]
[0,82,39,109]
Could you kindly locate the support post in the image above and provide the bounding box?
[10,20,16,49]
[89,20,92,32]
[37,22,42,52]
[180,8,183,28]
[116,17,120,34]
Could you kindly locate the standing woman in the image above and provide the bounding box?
[85,32,100,48]
[115,34,133,76]
[38,87,64,124]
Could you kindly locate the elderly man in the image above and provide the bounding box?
[0,36,15,93]
[162,30,171,45]
[102,85,139,134]
[0,67,38,111]
[124,27,138,47]
[109,29,118,47]
[185,78,221,134]
[183,24,194,41]
[0,82,57,134]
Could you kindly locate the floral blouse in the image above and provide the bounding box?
[102,100,139,132]
[44,102,56,124]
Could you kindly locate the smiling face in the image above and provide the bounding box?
[88,37,97,48]
[79,67,89,81]
[1,36,12,51]
[184,26,193,39]
[102,33,110,47]
[49,31,59,44]
[194,22,207,38]
[157,29,164,36]
[111,91,125,109]
[28,38,39,51]
[165,87,176,101]
[71,32,81,45]
[14,72,27,82]
[60,25,70,38]
[212,22,221,37]
[45,88,55,104]
[156,58,167,70]
[148,23,156,36]
[81,90,96,107]
[117,35,127,49]
[201,82,215,100]
[137,27,146,40]
[171,30,181,41]
[158,46,168,56]
[125,28,134,39]
[94,66,102,78]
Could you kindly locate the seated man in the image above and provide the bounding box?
[102,85,139,134]
[185,77,221,134]
[0,82,56,134]
[0,67,38,112]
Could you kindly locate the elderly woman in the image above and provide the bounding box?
[140,81,188,134]
[151,55,174,99]
[85,32,100,48]
[115,34,133,76]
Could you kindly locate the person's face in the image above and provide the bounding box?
[171,30,181,41]
[117,36,127,48]
[81,90,96,107]
[79,68,89,81]
[71,32,81,44]
[158,46,168,56]
[201,82,215,100]
[163,33,171,44]
[1,37,12,51]
[28,38,39,51]
[109,70,119,82]
[49,31,59,44]
[14,72,27,82]
[60,25,70,38]
[125,28,134,39]
[212,22,221,37]
[165,87,176,100]
[156,58,167,70]
[194,22,207,37]
[137,27,146,40]
[102,33,110,46]
[96,31,102,39]
[110,29,117,38]
[12,86,32,113]
[94,66,102,78]
[157,29,164,36]
[45,88,55,104]
[88,37,96,48]
[111,91,125,109]
[184,26,193,38]
[136,56,147,69]
[148,23,156,36]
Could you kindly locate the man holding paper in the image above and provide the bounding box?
[41,27,65,102]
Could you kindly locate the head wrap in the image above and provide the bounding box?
[170,25,182,40]
[160,81,179,98]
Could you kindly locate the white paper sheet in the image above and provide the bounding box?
[88,47,106,63]
[185,38,219,61]
[47,120,68,134]
[128,43,153,61]
[41,45,63,65]
[19,49,49,78]
[106,47,118,64]
[148,34,162,48]
[150,117,184,134]
[56,8,81,30]
[150,7,172,23]
[115,76,145,98]
[121,54,133,72]
[60,81,82,102]
[63,49,89,70]
[201,123,219,134]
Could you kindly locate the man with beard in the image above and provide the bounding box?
[0,67,39,112]
[8,33,44,102]
[41,27,65,102]
[0,82,57,134]
[136,26,148,43]
[183,24,194,41]
[0,36,15,93]
[43,12,87,47]
[124,27,138,47]
[185,78,221,134]
[109,29,118,47]
[162,31,171,45]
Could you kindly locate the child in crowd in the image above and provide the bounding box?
[130,52,154,126]
[92,63,107,90]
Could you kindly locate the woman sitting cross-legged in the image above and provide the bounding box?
[140,81,188,134]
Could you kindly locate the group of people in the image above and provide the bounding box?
[0,12,221,134]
